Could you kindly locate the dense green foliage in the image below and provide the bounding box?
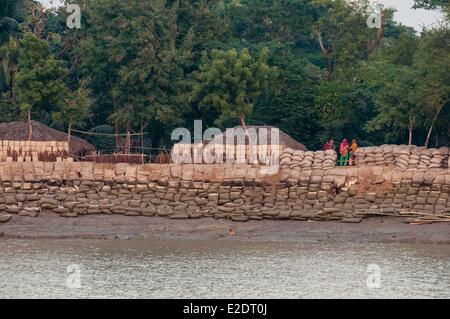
[16,33,68,121]
[192,48,277,128]
[0,0,448,150]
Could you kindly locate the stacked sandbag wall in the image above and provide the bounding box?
[0,158,449,223]
[354,145,449,170]
[280,148,338,170]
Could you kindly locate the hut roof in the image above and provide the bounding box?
[0,121,95,153]
[206,125,307,151]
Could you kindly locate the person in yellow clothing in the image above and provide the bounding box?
[349,139,358,166]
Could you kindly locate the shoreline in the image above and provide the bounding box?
[1,213,449,244]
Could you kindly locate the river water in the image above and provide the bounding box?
[0,239,449,299]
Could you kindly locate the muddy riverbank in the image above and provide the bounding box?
[1,212,449,244]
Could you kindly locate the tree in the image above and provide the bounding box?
[74,0,198,153]
[15,32,68,139]
[365,64,419,145]
[414,0,450,21]
[364,31,420,145]
[192,47,277,129]
[413,0,449,11]
[0,0,23,45]
[224,0,318,45]
[52,79,92,150]
[0,93,16,122]
[0,36,19,111]
[312,0,390,81]
[414,27,450,147]
[315,74,378,146]
[1,0,447,151]
[251,43,323,150]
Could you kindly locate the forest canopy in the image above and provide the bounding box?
[0,0,448,151]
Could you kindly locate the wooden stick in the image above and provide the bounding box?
[406,219,450,225]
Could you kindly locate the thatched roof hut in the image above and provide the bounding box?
[207,125,307,151]
[172,125,307,164]
[0,121,95,154]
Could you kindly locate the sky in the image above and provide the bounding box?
[38,0,445,32]
[376,0,445,30]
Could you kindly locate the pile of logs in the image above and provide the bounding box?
[356,209,450,225]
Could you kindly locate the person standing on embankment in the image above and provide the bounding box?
[324,139,335,151]
[349,139,358,166]
[339,139,350,166]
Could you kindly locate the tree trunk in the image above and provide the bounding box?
[31,5,47,38]
[115,119,119,153]
[425,124,434,149]
[315,30,334,81]
[140,123,144,164]
[327,61,334,81]
[125,122,131,155]
[67,123,72,155]
[446,126,450,147]
[365,11,386,64]
[239,114,248,131]
[10,66,17,109]
[425,105,444,148]
[110,74,119,153]
[27,109,32,141]
[408,115,413,146]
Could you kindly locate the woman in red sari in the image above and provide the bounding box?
[323,139,335,151]
[339,139,350,166]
